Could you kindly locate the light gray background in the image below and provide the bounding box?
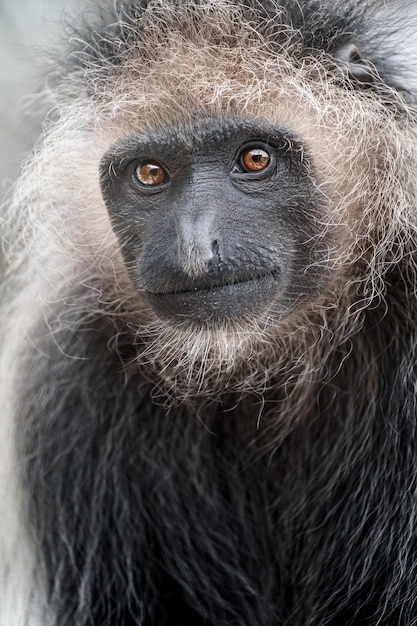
[0,0,82,196]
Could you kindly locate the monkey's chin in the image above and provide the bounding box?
[146,275,280,325]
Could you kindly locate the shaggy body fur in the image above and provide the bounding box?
[2,0,417,624]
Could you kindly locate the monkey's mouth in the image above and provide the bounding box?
[146,272,281,323]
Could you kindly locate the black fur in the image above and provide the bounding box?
[20,277,417,625]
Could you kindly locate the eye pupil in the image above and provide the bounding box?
[241,147,270,172]
[136,162,167,186]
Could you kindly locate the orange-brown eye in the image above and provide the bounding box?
[135,162,167,186]
[241,148,270,172]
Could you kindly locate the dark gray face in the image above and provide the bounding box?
[100,116,330,326]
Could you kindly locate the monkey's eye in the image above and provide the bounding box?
[134,161,168,186]
[240,147,270,172]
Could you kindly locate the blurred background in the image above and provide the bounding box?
[0,0,81,198]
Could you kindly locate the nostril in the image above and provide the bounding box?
[209,240,222,269]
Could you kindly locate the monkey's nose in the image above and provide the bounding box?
[176,215,222,278]
[207,240,222,269]
[178,238,221,278]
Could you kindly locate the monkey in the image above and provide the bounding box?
[2,0,417,623]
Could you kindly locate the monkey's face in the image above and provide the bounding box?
[100,115,332,327]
